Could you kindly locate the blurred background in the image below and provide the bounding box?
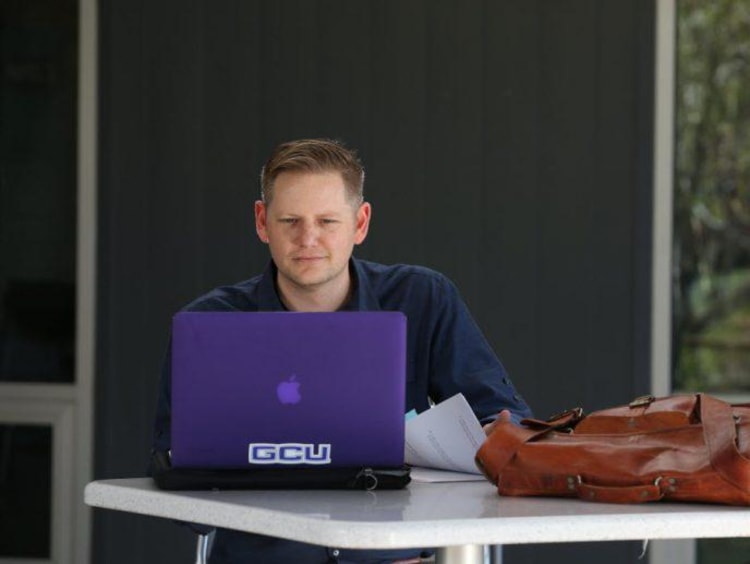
[0,0,748,563]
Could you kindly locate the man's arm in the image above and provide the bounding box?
[151,348,172,454]
[427,275,533,424]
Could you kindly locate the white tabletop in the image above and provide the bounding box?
[85,478,750,550]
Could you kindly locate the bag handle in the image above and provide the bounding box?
[575,476,665,503]
[700,393,750,492]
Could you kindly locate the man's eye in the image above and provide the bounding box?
[320,219,338,225]
[280,218,298,225]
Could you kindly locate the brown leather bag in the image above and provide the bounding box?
[475,393,750,505]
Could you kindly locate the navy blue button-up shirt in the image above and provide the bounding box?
[153,258,531,453]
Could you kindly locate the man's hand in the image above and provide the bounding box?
[482,409,512,436]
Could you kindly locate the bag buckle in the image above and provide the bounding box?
[547,407,583,422]
[629,395,655,408]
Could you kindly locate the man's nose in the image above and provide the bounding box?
[297,222,319,246]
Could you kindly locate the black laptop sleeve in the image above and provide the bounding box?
[150,450,411,491]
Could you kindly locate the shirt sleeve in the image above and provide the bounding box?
[427,275,533,424]
[151,343,172,456]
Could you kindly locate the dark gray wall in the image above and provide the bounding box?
[94,1,654,562]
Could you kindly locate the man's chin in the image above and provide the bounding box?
[281,269,334,290]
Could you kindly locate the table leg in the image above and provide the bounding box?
[435,544,489,564]
[195,533,212,564]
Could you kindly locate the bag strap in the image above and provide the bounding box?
[700,393,750,491]
[476,408,585,481]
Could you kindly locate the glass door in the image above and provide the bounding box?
[0,0,95,561]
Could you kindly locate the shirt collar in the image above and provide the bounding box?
[348,257,381,311]
[257,261,286,311]
[256,258,382,312]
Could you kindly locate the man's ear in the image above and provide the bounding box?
[255,201,269,243]
[354,202,372,245]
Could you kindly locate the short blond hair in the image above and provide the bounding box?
[260,138,365,206]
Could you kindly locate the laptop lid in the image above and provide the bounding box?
[170,311,406,469]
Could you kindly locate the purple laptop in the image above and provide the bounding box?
[170,311,407,469]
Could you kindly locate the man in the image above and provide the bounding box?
[152,138,532,563]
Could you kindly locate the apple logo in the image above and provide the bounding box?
[276,375,301,405]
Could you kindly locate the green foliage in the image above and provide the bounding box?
[674,0,750,391]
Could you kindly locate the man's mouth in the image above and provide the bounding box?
[293,256,326,262]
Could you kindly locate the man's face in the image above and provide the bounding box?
[254,170,371,297]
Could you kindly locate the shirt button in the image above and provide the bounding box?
[332,548,340,557]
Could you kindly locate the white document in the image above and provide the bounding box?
[408,467,485,483]
[404,393,487,478]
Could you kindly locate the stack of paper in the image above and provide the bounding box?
[404,394,488,482]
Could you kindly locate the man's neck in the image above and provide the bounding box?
[276,275,352,312]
